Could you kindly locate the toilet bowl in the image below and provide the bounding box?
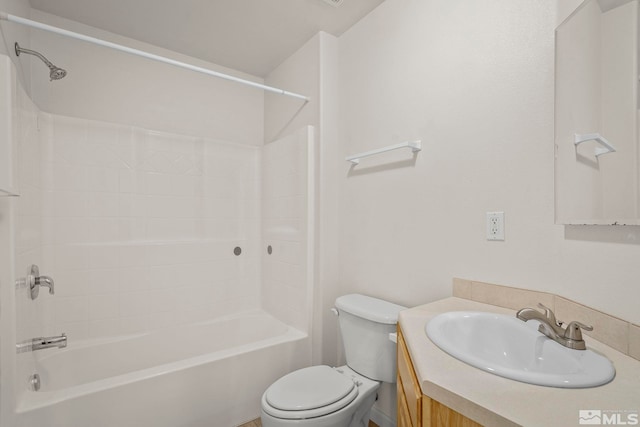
[260,366,379,427]
[260,294,406,427]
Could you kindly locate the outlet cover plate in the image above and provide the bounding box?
[486,211,505,241]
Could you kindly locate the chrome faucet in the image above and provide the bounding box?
[16,333,67,353]
[19,265,55,300]
[516,303,593,350]
[34,275,54,294]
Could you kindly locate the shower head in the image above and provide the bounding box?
[48,66,67,81]
[15,42,67,81]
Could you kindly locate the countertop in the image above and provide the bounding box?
[398,297,640,427]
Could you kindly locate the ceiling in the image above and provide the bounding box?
[28,0,385,77]
[597,0,634,12]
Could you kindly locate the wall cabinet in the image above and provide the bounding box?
[555,0,639,224]
[397,327,482,427]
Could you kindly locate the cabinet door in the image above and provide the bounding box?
[430,399,483,427]
[397,380,413,427]
[398,327,422,427]
[398,325,483,427]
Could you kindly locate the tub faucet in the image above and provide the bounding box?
[516,303,592,350]
[20,264,55,300]
[16,333,67,353]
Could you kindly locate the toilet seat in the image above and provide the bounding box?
[262,366,359,420]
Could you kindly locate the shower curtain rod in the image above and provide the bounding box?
[0,11,309,102]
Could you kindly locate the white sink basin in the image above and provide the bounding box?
[425,311,615,388]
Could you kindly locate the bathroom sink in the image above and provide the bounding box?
[425,311,615,388]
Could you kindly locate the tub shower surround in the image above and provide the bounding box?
[9,55,46,420]
[34,113,262,339]
[6,56,315,425]
[261,126,313,333]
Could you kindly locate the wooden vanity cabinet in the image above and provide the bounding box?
[397,327,482,427]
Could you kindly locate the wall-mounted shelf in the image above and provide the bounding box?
[346,140,421,165]
[574,133,616,157]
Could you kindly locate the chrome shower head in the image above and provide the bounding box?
[15,42,67,81]
[49,66,67,81]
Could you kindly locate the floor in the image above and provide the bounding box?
[238,420,379,427]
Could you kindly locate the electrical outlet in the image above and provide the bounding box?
[486,212,505,241]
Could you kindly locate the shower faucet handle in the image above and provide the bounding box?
[25,264,55,299]
[37,275,55,294]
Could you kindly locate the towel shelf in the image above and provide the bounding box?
[574,133,616,157]
[346,140,421,165]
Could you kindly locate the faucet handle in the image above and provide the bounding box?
[537,303,560,325]
[36,276,55,295]
[25,265,55,299]
[564,321,593,340]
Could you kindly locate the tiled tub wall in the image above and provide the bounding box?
[453,278,640,361]
[12,61,44,403]
[261,127,312,332]
[34,113,261,340]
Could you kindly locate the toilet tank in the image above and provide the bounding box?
[335,294,407,383]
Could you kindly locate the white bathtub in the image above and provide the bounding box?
[15,311,309,427]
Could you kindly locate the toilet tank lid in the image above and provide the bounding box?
[335,294,407,324]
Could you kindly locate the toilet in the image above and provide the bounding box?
[261,294,406,427]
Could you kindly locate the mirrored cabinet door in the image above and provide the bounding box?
[555,0,639,225]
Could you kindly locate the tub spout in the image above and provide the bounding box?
[17,333,67,353]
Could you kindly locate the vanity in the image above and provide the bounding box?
[397,320,481,427]
[397,297,640,427]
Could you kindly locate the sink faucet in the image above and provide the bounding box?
[16,333,67,353]
[516,303,592,350]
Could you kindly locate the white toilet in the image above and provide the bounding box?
[261,294,406,427]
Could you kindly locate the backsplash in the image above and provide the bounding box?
[453,278,640,361]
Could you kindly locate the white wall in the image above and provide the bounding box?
[337,0,640,337]
[0,0,32,93]
[264,35,320,144]
[265,32,341,367]
[0,0,30,53]
[23,10,264,145]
